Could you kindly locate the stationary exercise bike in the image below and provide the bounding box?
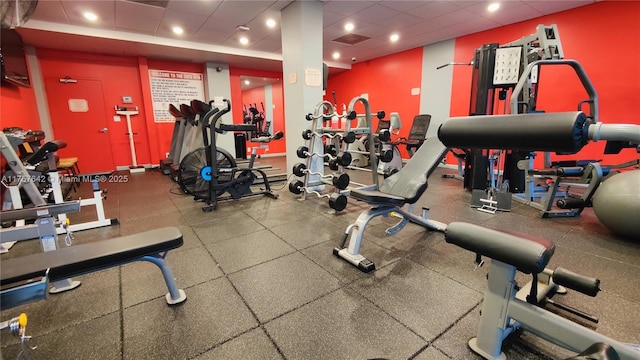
[177,99,278,211]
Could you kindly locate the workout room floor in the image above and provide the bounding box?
[1,157,639,360]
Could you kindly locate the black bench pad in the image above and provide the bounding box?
[1,227,183,286]
[350,188,407,207]
[445,222,555,274]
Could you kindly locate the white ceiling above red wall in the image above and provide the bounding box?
[17,0,596,72]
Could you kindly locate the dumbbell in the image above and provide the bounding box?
[288,180,348,211]
[306,113,334,121]
[297,146,352,166]
[292,163,350,190]
[324,144,337,156]
[378,129,391,142]
[328,152,352,170]
[379,149,394,163]
[341,131,356,144]
[302,128,356,144]
[302,129,313,140]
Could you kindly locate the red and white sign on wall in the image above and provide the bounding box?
[149,70,205,123]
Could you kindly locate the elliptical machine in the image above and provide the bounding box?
[177,99,278,211]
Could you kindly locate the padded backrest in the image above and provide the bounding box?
[379,136,447,203]
[25,140,66,165]
[191,99,211,116]
[168,104,184,119]
[408,114,431,141]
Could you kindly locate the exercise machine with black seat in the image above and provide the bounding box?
[442,222,639,360]
[392,114,431,158]
[178,99,278,211]
[160,104,187,175]
[377,113,432,177]
[1,132,118,239]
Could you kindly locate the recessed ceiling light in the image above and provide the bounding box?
[83,12,98,21]
[239,37,249,45]
[172,26,184,35]
[488,2,500,12]
[390,33,400,42]
[266,18,276,28]
[244,80,250,85]
[344,22,354,32]
[332,52,340,60]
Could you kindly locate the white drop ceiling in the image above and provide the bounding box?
[16,0,597,73]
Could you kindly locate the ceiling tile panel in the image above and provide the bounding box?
[165,0,222,16]
[251,32,283,52]
[462,0,527,13]
[31,1,68,23]
[322,1,375,16]
[401,20,447,36]
[357,23,396,39]
[190,28,230,44]
[432,9,478,26]
[526,1,594,15]
[382,12,427,31]
[199,2,261,32]
[409,1,460,20]
[160,9,209,33]
[451,17,502,36]
[378,1,426,12]
[322,10,344,27]
[351,4,402,23]
[482,3,543,26]
[115,0,165,32]
[62,1,116,28]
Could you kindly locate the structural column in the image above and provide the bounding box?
[204,62,235,154]
[281,0,324,177]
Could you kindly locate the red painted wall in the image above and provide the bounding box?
[241,87,266,116]
[37,49,151,168]
[1,63,45,197]
[229,67,285,154]
[34,49,206,169]
[1,84,41,131]
[450,1,640,166]
[326,47,423,159]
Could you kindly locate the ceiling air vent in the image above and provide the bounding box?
[332,34,370,45]
[125,0,169,8]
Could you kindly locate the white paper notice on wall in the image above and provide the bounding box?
[289,72,297,84]
[148,70,205,123]
[68,99,89,112]
[304,67,322,87]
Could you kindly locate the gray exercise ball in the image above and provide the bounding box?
[592,170,640,239]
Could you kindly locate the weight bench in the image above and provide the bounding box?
[444,222,639,360]
[333,136,448,272]
[1,227,187,309]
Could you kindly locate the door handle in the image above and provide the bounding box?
[99,128,108,133]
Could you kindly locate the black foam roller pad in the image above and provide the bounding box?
[438,111,589,153]
[445,222,555,274]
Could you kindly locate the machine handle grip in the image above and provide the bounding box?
[553,267,601,297]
